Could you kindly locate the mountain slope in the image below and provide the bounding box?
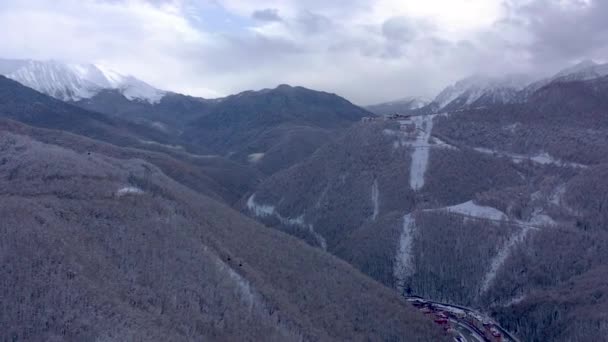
[366,97,430,115]
[0,129,446,341]
[183,84,372,174]
[245,75,608,341]
[75,89,215,133]
[431,75,529,111]
[526,59,608,94]
[0,75,265,204]
[0,75,171,148]
[0,58,165,103]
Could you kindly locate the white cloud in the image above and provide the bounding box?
[0,0,605,104]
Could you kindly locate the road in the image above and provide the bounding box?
[407,297,520,342]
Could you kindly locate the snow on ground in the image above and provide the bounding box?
[371,180,380,221]
[116,186,144,197]
[444,201,508,221]
[384,115,440,190]
[502,293,527,307]
[504,123,521,133]
[528,212,556,226]
[247,194,327,250]
[382,129,401,137]
[248,153,265,163]
[474,147,587,169]
[480,226,532,294]
[214,256,258,312]
[246,194,276,217]
[435,304,466,316]
[394,214,416,292]
[429,136,458,150]
[138,140,184,150]
[550,184,566,206]
[404,115,435,191]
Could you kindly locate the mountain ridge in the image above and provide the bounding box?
[0,58,165,104]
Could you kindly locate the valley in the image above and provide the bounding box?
[2,55,608,341]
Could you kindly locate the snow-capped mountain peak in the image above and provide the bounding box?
[432,74,529,110]
[552,59,608,81]
[365,96,431,115]
[525,59,608,94]
[381,96,430,110]
[0,58,165,104]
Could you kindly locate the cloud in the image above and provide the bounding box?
[252,8,282,22]
[502,0,608,69]
[0,0,606,104]
[382,17,417,43]
[295,10,333,34]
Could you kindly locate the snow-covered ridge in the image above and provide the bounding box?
[553,59,608,81]
[432,74,529,110]
[527,59,608,93]
[430,59,608,111]
[373,96,430,110]
[0,58,165,104]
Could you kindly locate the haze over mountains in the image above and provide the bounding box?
[2,55,608,342]
[367,60,608,115]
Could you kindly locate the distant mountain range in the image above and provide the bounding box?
[2,56,608,341]
[0,58,372,175]
[367,59,608,115]
[0,61,445,342]
[366,96,430,115]
[0,58,165,104]
[248,72,608,341]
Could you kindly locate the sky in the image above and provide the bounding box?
[0,0,606,105]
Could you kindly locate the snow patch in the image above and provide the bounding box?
[246,194,276,217]
[434,304,466,316]
[248,153,265,163]
[247,195,327,250]
[394,214,416,292]
[404,115,435,190]
[528,213,556,226]
[504,123,521,133]
[550,184,567,206]
[444,201,508,221]
[429,136,458,150]
[139,140,184,150]
[371,179,380,221]
[502,293,527,307]
[116,186,144,197]
[474,147,587,169]
[223,263,257,312]
[480,226,531,294]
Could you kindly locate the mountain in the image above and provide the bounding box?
[0,58,165,104]
[0,75,170,147]
[428,61,608,114]
[0,75,264,204]
[244,75,608,341]
[366,97,430,115]
[0,126,446,341]
[431,74,530,111]
[0,61,370,175]
[4,53,608,341]
[75,89,216,135]
[182,84,372,174]
[526,59,608,93]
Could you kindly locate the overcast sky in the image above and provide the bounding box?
[0,0,606,104]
